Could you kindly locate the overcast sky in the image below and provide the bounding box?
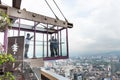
[2,0,120,56]
[67,0,120,55]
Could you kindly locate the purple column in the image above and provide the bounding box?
[46,24,48,57]
[18,18,20,36]
[4,27,8,53]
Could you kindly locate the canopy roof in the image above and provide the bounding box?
[0,0,73,33]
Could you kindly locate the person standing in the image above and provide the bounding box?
[54,38,59,57]
[49,36,55,57]
[24,33,33,58]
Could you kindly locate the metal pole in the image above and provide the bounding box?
[43,33,44,57]
[57,26,59,56]
[46,24,48,57]
[33,22,36,58]
[18,18,20,36]
[66,28,69,57]
[60,30,62,56]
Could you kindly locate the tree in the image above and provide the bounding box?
[0,11,11,31]
[0,11,15,80]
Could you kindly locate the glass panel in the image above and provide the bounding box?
[44,34,51,57]
[36,33,43,58]
[9,30,25,37]
[46,33,60,58]
[19,31,25,36]
[54,33,59,57]
[16,19,34,26]
[9,30,18,37]
[61,29,67,56]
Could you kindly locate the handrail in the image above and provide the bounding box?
[41,68,70,80]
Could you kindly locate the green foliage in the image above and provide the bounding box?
[0,72,15,80]
[0,53,15,65]
[0,53,15,80]
[0,11,11,31]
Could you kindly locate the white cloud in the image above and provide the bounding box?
[67,0,120,55]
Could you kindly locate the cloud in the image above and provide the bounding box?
[67,0,120,55]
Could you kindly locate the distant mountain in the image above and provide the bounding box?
[70,50,120,57]
[101,50,120,56]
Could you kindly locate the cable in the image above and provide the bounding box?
[44,0,59,20]
[53,0,68,22]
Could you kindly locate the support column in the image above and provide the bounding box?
[60,30,62,56]
[57,26,59,56]
[18,18,20,36]
[4,27,8,53]
[43,33,44,57]
[66,28,69,57]
[46,24,48,57]
[33,22,36,58]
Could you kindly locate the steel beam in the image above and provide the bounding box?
[7,7,69,28]
[11,23,55,33]
[12,0,22,9]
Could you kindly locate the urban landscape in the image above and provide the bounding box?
[45,53,120,80]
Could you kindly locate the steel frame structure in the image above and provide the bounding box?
[0,4,73,60]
